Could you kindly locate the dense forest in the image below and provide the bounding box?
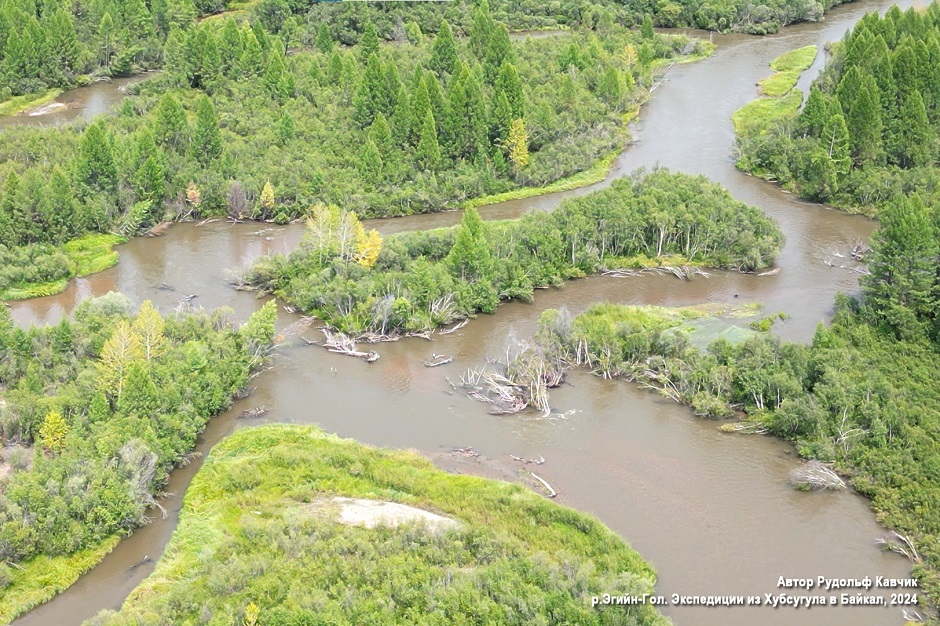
[0,10,709,299]
[736,4,940,214]
[527,190,940,608]
[0,297,277,621]
[85,424,669,626]
[242,169,783,335]
[0,0,857,102]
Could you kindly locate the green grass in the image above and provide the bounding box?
[463,150,621,209]
[0,234,124,302]
[769,45,817,73]
[0,536,120,625]
[0,279,69,301]
[732,89,804,135]
[64,234,126,277]
[89,424,669,626]
[733,45,816,134]
[0,89,63,118]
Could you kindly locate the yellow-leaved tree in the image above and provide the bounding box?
[355,226,383,268]
[507,118,530,170]
[97,320,143,401]
[259,181,275,217]
[132,300,166,361]
[39,410,69,453]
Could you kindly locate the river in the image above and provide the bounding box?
[8,1,918,624]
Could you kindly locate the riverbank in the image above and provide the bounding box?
[86,423,668,626]
[0,91,64,118]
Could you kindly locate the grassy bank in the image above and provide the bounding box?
[0,537,120,624]
[0,90,63,118]
[732,45,816,135]
[463,150,621,209]
[87,424,668,626]
[0,234,124,302]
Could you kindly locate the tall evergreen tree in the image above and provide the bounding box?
[469,0,495,60]
[153,92,188,151]
[315,22,333,54]
[190,96,222,166]
[428,20,456,76]
[495,62,525,119]
[862,194,938,340]
[416,111,441,171]
[846,75,883,167]
[359,22,379,62]
[897,91,932,168]
[76,121,117,194]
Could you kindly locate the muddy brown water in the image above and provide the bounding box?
[0,76,149,130]
[9,1,921,624]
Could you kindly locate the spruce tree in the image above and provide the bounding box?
[240,27,265,76]
[483,24,513,81]
[798,85,830,138]
[428,20,457,76]
[409,73,431,145]
[369,113,393,156]
[315,22,333,54]
[360,138,383,183]
[469,1,495,60]
[218,18,243,78]
[495,62,524,119]
[359,22,380,62]
[153,93,188,151]
[76,121,117,194]
[846,74,883,167]
[862,194,938,340]
[191,96,222,166]
[416,111,441,171]
[897,91,932,168]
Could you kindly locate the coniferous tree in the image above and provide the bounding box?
[820,110,851,178]
[153,92,188,151]
[369,113,393,156]
[44,9,80,75]
[862,194,938,340]
[798,85,829,138]
[416,111,441,171]
[99,12,114,67]
[359,22,379,62]
[897,91,932,168]
[360,138,383,183]
[191,96,222,165]
[483,24,513,81]
[469,1,495,60]
[428,20,456,76]
[315,23,333,54]
[239,27,265,76]
[76,121,117,194]
[218,18,243,77]
[163,26,188,84]
[494,62,524,119]
[846,75,883,167]
[409,72,432,144]
[641,14,655,39]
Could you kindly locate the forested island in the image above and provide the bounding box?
[242,169,783,335]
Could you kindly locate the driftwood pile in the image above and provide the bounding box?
[459,339,565,415]
[788,460,846,491]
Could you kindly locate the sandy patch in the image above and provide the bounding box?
[329,497,459,532]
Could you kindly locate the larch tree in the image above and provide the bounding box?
[191,95,222,165]
[428,20,456,76]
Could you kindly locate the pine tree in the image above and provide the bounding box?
[428,20,457,76]
[416,111,441,171]
[798,85,830,138]
[369,113,393,156]
[846,75,883,167]
[315,22,333,54]
[446,206,492,282]
[191,95,222,165]
[99,11,114,67]
[897,91,932,168]
[163,26,188,84]
[862,194,938,340]
[359,22,379,62]
[218,18,243,77]
[409,75,431,145]
[820,111,851,178]
[494,62,525,121]
[239,27,265,77]
[76,121,117,194]
[597,66,626,109]
[44,8,79,75]
[153,92,188,151]
[641,14,655,40]
[264,49,294,103]
[469,1,495,60]
[360,138,383,183]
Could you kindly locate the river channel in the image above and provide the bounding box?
[8,1,919,623]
